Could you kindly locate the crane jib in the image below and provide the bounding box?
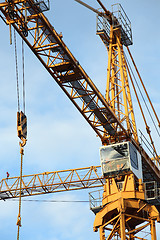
[0,0,127,142]
[0,1,160,239]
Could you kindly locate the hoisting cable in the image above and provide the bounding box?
[14,29,20,112]
[22,38,25,114]
[14,29,27,240]
[16,147,24,240]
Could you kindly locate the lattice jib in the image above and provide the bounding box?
[0,0,129,144]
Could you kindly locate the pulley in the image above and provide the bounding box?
[20,23,28,37]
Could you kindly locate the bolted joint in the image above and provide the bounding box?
[93,227,98,232]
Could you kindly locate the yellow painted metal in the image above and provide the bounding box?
[0,1,160,239]
[151,219,157,240]
[106,26,138,142]
[0,0,159,176]
[99,226,105,240]
[0,166,103,200]
[0,0,129,145]
[93,174,160,239]
[97,20,160,238]
[102,174,145,207]
[120,212,126,240]
[17,147,24,240]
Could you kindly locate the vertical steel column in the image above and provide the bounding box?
[129,233,135,240]
[120,212,126,240]
[99,226,105,240]
[106,25,113,102]
[151,219,157,240]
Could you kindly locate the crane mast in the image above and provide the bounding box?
[0,0,160,239]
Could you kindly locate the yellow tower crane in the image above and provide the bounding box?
[0,0,160,239]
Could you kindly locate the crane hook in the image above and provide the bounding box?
[17,111,27,147]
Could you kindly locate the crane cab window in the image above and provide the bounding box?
[100,142,142,179]
[100,143,130,177]
[130,144,138,170]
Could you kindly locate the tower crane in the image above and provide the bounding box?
[0,0,160,239]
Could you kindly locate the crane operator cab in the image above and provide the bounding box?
[100,141,143,180]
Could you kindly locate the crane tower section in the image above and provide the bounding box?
[97,4,137,143]
[0,1,160,239]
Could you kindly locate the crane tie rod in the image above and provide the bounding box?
[124,50,160,163]
[74,0,112,22]
[127,46,160,128]
[74,0,102,15]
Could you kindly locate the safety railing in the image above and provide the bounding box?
[34,0,50,12]
[89,181,144,212]
[112,3,132,46]
[96,13,110,47]
[89,181,160,212]
[89,188,103,212]
[144,181,160,202]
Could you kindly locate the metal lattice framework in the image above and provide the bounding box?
[0,1,160,240]
[0,166,104,200]
[0,0,130,145]
[106,28,137,141]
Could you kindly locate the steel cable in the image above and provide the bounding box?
[14,29,20,112]
[17,148,24,240]
[22,39,25,114]
[125,51,160,139]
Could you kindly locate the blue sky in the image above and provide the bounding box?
[0,0,160,239]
